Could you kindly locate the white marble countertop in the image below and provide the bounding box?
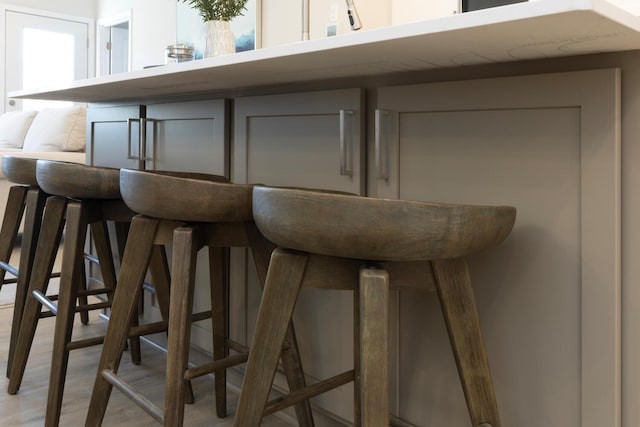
[10,0,640,103]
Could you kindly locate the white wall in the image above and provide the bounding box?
[309,0,390,39]
[260,0,463,48]
[97,0,175,70]
[1,0,97,18]
[261,0,393,48]
[391,0,459,24]
[129,0,175,69]
[606,0,640,15]
[97,0,131,17]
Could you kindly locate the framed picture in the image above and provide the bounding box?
[177,0,261,59]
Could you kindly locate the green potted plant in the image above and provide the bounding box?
[179,0,249,57]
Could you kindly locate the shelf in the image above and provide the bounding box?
[10,0,640,103]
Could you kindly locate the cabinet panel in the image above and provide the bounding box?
[140,100,229,344]
[234,89,364,193]
[401,108,581,426]
[89,100,230,352]
[88,99,229,174]
[87,104,143,169]
[233,88,364,423]
[375,70,620,427]
[86,105,143,294]
[145,100,229,175]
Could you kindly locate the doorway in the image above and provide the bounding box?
[97,12,131,77]
[4,9,90,112]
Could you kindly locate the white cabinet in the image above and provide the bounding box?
[374,69,621,427]
[233,88,364,422]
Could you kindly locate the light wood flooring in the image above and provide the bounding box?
[0,300,291,426]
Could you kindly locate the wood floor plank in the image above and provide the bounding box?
[0,304,292,426]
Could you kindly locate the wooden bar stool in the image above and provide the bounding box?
[0,156,51,378]
[7,160,169,427]
[235,187,517,427]
[85,169,314,427]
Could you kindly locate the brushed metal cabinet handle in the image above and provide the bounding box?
[375,109,392,180]
[127,118,141,160]
[140,118,159,163]
[340,109,355,177]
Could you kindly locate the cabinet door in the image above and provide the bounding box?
[144,99,229,175]
[87,104,144,169]
[375,69,620,427]
[86,105,143,294]
[233,88,364,422]
[139,99,230,343]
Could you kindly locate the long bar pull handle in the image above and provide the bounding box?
[340,109,355,177]
[127,118,141,160]
[375,109,391,180]
[139,118,158,163]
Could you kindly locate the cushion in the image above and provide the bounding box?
[0,110,37,149]
[22,106,87,152]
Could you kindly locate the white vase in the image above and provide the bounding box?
[204,20,236,58]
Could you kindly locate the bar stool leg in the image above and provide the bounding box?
[0,186,28,288]
[85,215,160,426]
[245,223,315,426]
[165,226,199,427]
[78,221,116,326]
[352,284,361,427]
[209,245,228,418]
[46,201,88,427]
[7,196,67,394]
[234,248,308,426]
[6,188,46,377]
[111,220,147,369]
[146,242,196,405]
[90,220,143,365]
[148,244,171,319]
[77,254,90,325]
[432,258,501,427]
[359,267,390,427]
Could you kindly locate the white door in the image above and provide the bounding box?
[5,10,88,111]
[109,24,129,75]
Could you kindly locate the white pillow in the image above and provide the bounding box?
[0,110,37,149]
[22,106,86,152]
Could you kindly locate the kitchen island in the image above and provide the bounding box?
[10,1,640,426]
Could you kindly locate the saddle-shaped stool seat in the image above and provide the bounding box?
[85,169,314,427]
[7,160,171,427]
[235,186,517,427]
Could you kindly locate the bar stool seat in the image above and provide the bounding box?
[85,170,313,427]
[235,186,517,427]
[0,156,51,378]
[2,155,39,186]
[7,160,171,427]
